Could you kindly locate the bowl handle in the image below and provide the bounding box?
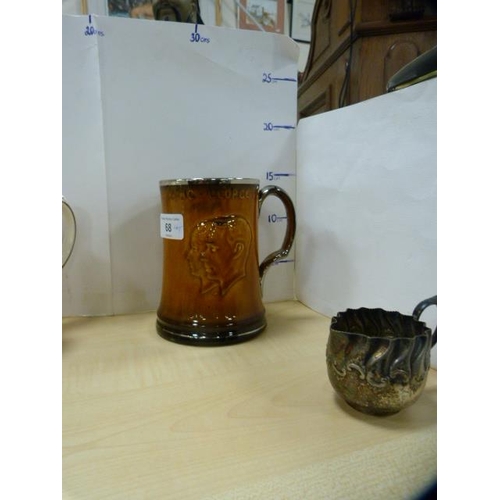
[412,295,437,346]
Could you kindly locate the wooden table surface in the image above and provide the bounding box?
[62,301,437,499]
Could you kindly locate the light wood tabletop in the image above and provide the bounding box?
[63,300,437,499]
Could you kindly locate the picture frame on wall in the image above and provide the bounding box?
[239,0,286,34]
[290,0,314,43]
[107,0,154,19]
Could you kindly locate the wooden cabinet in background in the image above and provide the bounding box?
[298,0,437,118]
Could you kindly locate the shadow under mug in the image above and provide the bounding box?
[326,296,437,415]
[156,178,296,346]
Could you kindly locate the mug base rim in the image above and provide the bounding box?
[156,317,266,346]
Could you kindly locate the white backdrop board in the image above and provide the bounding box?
[62,14,437,369]
[62,15,299,316]
[295,79,437,365]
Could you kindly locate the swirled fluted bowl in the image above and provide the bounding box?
[326,308,433,415]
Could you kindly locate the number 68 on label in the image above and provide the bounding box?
[160,214,184,240]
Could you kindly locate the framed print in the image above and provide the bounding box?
[108,0,154,19]
[239,0,286,34]
[290,0,314,43]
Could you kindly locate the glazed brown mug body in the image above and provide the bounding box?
[157,178,296,346]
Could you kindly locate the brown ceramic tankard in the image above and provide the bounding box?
[157,178,296,346]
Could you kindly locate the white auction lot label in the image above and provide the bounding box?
[160,214,184,240]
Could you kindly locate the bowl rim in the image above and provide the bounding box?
[329,307,432,339]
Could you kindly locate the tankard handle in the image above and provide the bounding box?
[62,196,77,268]
[258,185,296,282]
[412,295,437,346]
